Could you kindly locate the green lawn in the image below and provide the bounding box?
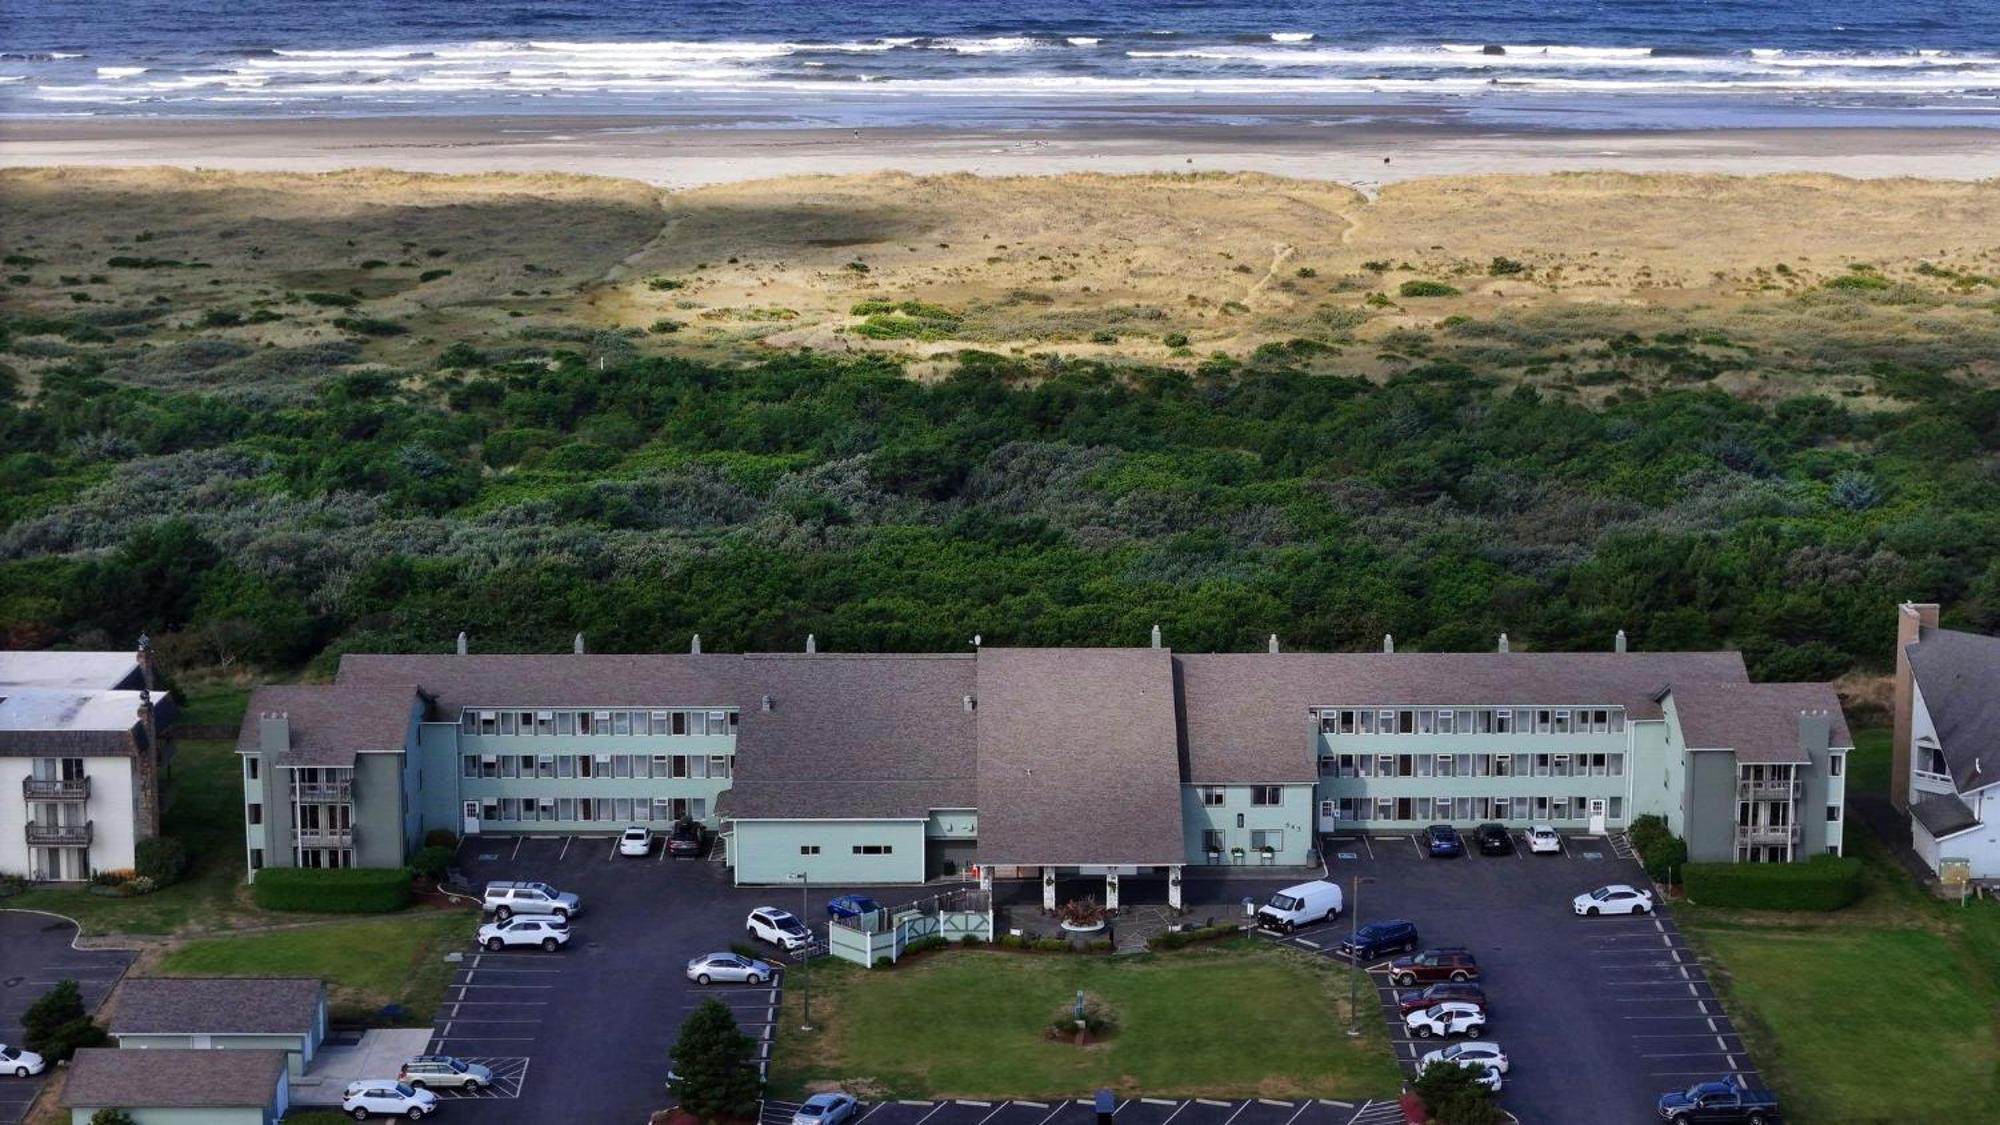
[1846,726,1892,799]
[769,941,1402,1099]
[156,911,477,1023]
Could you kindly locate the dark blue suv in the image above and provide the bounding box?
[1423,824,1464,857]
[1337,919,1420,961]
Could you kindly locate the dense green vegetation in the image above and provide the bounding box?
[249,866,414,913]
[3,343,1997,673]
[1683,855,1864,910]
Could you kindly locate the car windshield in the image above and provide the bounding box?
[0,1048,17,1060]
[1441,1044,1466,1059]
[626,829,646,838]
[1591,887,1614,900]
[1267,893,1300,911]
[800,1105,827,1117]
[395,1083,418,1096]
[781,918,807,933]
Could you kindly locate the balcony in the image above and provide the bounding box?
[23,777,90,801]
[294,825,354,846]
[1735,823,1801,847]
[293,781,353,802]
[1738,779,1802,800]
[25,821,93,847]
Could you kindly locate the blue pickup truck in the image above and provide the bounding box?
[1657,1076,1781,1123]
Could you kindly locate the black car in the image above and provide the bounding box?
[665,820,711,858]
[1474,823,1513,855]
[1337,918,1420,962]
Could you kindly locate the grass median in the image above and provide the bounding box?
[768,938,1402,1100]
[154,910,477,1023]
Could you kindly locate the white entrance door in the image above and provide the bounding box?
[1588,799,1608,835]
[462,800,480,837]
[1318,799,1337,833]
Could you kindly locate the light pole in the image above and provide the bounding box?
[1346,873,1376,1038]
[793,871,812,1032]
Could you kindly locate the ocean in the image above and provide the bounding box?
[5,0,2000,127]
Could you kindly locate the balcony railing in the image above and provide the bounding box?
[1738,779,1802,800]
[25,821,92,847]
[294,826,354,846]
[23,777,90,800]
[293,781,353,802]
[1735,823,1801,847]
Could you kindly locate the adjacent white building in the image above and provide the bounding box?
[1894,603,2000,882]
[0,645,172,882]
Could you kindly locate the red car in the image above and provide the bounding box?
[1395,981,1489,1016]
[1388,947,1480,987]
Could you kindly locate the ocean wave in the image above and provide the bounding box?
[1271,32,1316,43]
[96,66,148,78]
[1066,38,1100,47]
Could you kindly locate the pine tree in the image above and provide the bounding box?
[21,979,108,1062]
[670,998,760,1123]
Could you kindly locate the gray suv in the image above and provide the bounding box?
[482,880,581,921]
[400,1055,494,1091]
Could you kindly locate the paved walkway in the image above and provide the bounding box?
[760,1095,1408,1125]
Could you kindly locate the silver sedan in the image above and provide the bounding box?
[686,951,775,985]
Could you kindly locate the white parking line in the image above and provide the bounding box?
[855,1104,887,1124]
[1032,1105,1067,1125]
[973,1104,1009,1125]
[911,1104,950,1125]
[511,836,524,861]
[1280,1102,1312,1125]
[1015,1103,1049,1110]
[1220,1101,1253,1125]
[1141,1099,1177,1107]
[1196,1099,1232,1108]
[1157,1102,1191,1125]
[559,836,573,860]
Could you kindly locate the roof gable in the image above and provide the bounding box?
[1908,626,2000,792]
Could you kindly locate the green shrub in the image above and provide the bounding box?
[200,309,244,328]
[250,867,412,913]
[423,828,460,849]
[435,342,484,370]
[134,836,187,887]
[647,276,687,291]
[23,980,108,1062]
[301,291,359,308]
[1296,267,1317,278]
[649,318,683,334]
[1399,280,1462,298]
[1412,1056,1504,1124]
[332,316,407,337]
[899,935,949,958]
[1162,332,1189,348]
[419,269,453,283]
[1033,938,1070,952]
[1641,834,1688,884]
[89,1110,137,1125]
[106,256,187,269]
[1628,814,1670,856]
[1824,273,1891,291]
[1684,855,1863,911]
[1147,923,1241,951]
[409,845,453,882]
[1488,256,1527,276]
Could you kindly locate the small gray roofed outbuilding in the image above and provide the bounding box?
[235,684,419,767]
[1665,681,1852,764]
[62,1048,287,1109]
[1177,650,1751,784]
[111,977,325,1036]
[1907,626,2000,793]
[975,648,1184,867]
[1912,791,1981,840]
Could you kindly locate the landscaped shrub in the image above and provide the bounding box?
[22,980,109,1062]
[1628,814,1670,855]
[135,836,187,887]
[1640,834,1688,884]
[251,867,411,914]
[1684,855,1863,911]
[1147,923,1243,950]
[332,316,407,337]
[423,828,460,849]
[88,1110,136,1125]
[1399,280,1462,298]
[301,291,359,308]
[409,845,453,882]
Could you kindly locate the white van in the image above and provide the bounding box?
[1256,879,1343,930]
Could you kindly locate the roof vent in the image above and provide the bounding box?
[1268,634,1280,654]
[456,631,468,656]
[761,694,774,712]
[573,633,585,655]
[1150,624,1162,649]
[1382,634,1395,654]
[971,634,982,649]
[805,634,817,654]
[1615,629,1628,654]
[1498,633,1510,654]
[963,694,976,713]
[690,634,701,655]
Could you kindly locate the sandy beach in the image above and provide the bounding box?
[5,115,2000,189]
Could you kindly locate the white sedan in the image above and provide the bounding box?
[1574,884,1654,916]
[1,1044,45,1078]
[1405,1001,1487,1039]
[687,951,776,985]
[1526,823,1562,854]
[1420,1040,1509,1075]
[619,826,653,856]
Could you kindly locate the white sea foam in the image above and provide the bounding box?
[1271,33,1316,44]
[1066,38,1100,47]
[96,66,147,78]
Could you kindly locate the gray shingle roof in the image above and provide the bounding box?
[1177,651,1752,784]
[1666,681,1852,764]
[1912,791,1981,840]
[62,1048,287,1109]
[1907,626,2000,793]
[338,653,745,715]
[112,977,324,1036]
[235,684,419,767]
[725,654,977,820]
[974,648,1185,867]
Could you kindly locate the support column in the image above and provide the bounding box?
[978,865,993,894]
[1042,866,1057,911]
[1168,866,1184,911]
[1104,872,1120,911]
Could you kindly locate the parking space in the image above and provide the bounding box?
[0,912,134,1125]
[763,1097,1406,1125]
[1267,830,1753,1124]
[436,832,794,1124]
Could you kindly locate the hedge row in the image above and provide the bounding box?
[251,867,412,913]
[1683,856,1863,911]
[1147,923,1243,951]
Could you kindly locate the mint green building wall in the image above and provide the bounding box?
[451,726,735,833]
[1625,720,1679,827]
[242,753,289,877]
[1315,727,1633,827]
[1180,784,1314,865]
[353,753,409,867]
[71,1109,270,1125]
[732,819,927,886]
[114,1033,312,1077]
[416,722,463,839]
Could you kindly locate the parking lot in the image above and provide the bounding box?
[432,832,800,1124]
[0,912,135,1125]
[759,1094,1408,1125]
[1257,829,1754,1125]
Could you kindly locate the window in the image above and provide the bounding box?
[1415,796,1432,820]
[1250,829,1283,852]
[1417,753,1434,778]
[1250,785,1281,807]
[1829,754,1844,777]
[1533,754,1551,777]
[853,844,893,856]
[1202,829,1226,853]
[1435,754,1454,778]
[800,845,821,856]
[1536,709,1553,734]
[1610,753,1625,777]
[249,847,264,870]
[1397,755,1415,778]
[460,711,477,734]
[1398,710,1415,734]
[1609,797,1623,820]
[1493,754,1515,777]
[1418,709,1436,735]
[1200,786,1226,807]
[244,757,260,781]
[1919,745,1949,777]
[247,803,262,825]
[1359,711,1377,734]
[1375,797,1394,821]
[1827,805,1841,822]
[1494,709,1514,735]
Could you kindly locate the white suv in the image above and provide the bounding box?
[746,907,813,951]
[478,915,571,951]
[342,1079,438,1119]
[482,880,581,921]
